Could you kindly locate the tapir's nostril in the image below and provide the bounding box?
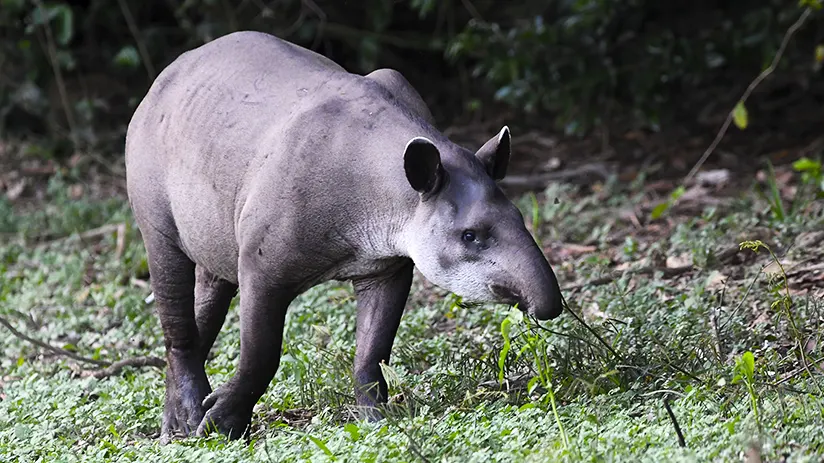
[489,284,522,306]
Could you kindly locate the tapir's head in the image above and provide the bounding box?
[401,126,563,321]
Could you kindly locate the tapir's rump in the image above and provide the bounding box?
[125,30,562,441]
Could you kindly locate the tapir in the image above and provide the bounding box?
[125,31,563,442]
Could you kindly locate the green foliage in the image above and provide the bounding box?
[500,308,570,449]
[29,3,74,46]
[2,0,821,148]
[306,434,336,460]
[448,1,819,135]
[651,185,686,220]
[498,311,515,384]
[112,46,140,69]
[800,0,823,9]
[762,161,789,222]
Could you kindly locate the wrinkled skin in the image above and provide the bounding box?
[125,31,563,442]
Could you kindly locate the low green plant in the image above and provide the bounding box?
[739,239,822,395]
[651,185,686,220]
[732,351,759,430]
[758,157,824,224]
[499,308,569,450]
[760,161,789,222]
[792,156,824,197]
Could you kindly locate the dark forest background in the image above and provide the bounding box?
[1,0,822,180]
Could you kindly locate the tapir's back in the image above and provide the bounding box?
[126,31,346,179]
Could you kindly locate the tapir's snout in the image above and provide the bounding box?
[525,269,564,321]
[493,235,564,321]
[490,275,562,321]
[527,251,564,321]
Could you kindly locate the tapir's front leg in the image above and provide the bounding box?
[352,260,414,419]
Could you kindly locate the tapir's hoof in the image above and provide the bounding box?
[195,387,253,440]
[160,411,201,444]
[159,377,210,443]
[159,427,188,445]
[159,408,204,443]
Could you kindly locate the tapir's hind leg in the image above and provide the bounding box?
[194,266,237,362]
[142,232,210,444]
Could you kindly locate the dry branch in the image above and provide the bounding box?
[0,314,165,377]
[116,0,156,80]
[84,356,166,379]
[563,244,743,292]
[32,0,78,149]
[500,164,613,189]
[0,314,108,366]
[34,223,124,250]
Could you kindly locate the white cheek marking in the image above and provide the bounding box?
[437,262,495,302]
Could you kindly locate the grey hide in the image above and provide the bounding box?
[125,31,563,442]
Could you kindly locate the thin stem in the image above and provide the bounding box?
[764,245,824,395]
[32,0,78,149]
[684,7,813,184]
[562,295,625,363]
[117,0,156,81]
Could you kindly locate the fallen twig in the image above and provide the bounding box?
[501,164,613,189]
[34,223,124,250]
[773,355,824,387]
[0,314,165,377]
[20,165,57,176]
[130,277,150,290]
[478,373,532,392]
[83,356,166,379]
[0,314,108,366]
[564,245,744,292]
[564,264,695,293]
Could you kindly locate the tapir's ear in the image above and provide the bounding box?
[475,126,511,181]
[404,136,444,195]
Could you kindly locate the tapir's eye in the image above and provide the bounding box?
[461,230,477,242]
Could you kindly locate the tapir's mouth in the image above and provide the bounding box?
[489,284,523,308]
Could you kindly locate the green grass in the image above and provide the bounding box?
[1,173,823,462]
